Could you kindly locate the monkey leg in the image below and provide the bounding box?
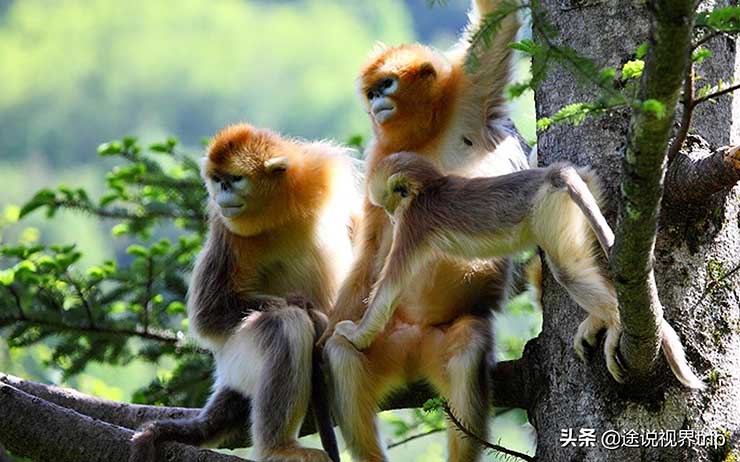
[247,306,332,462]
[324,324,413,462]
[544,251,625,382]
[129,388,249,462]
[423,316,493,462]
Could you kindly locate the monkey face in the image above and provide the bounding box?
[203,156,289,222]
[364,75,399,125]
[359,45,446,137]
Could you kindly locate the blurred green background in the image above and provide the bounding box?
[0,0,537,460]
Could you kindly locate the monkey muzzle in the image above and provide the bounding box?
[216,192,246,218]
[370,97,396,124]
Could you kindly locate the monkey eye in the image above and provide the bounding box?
[212,175,222,184]
[231,175,243,182]
[381,77,394,89]
[366,90,375,100]
[392,185,409,198]
[463,137,473,146]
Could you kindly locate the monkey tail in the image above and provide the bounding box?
[661,320,706,389]
[307,311,341,462]
[560,166,615,258]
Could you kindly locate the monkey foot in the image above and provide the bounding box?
[261,447,332,462]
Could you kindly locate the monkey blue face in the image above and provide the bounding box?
[365,75,399,125]
[209,173,251,218]
[201,155,289,221]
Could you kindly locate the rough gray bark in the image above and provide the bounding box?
[0,383,245,462]
[528,0,740,460]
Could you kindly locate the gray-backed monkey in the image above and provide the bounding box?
[321,1,528,461]
[129,123,359,462]
[336,151,704,390]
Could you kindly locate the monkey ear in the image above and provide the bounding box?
[419,62,436,79]
[387,172,409,196]
[264,156,289,173]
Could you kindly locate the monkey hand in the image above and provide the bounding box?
[316,322,336,350]
[334,320,373,350]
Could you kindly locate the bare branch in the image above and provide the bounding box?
[0,382,247,462]
[665,137,740,204]
[387,428,445,449]
[667,64,695,163]
[0,353,537,455]
[694,82,740,106]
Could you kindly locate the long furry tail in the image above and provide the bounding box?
[560,166,615,257]
[308,311,341,462]
[661,320,705,389]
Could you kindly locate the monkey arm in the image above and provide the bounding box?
[334,219,431,350]
[320,203,389,345]
[458,0,521,140]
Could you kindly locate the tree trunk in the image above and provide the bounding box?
[528,1,740,461]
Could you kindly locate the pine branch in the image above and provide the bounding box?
[0,315,181,345]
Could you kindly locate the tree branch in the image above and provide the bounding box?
[694,82,740,106]
[611,0,695,380]
[665,136,740,204]
[443,403,535,462]
[1,353,537,456]
[0,315,181,345]
[0,382,247,462]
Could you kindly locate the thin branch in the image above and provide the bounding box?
[4,286,24,320]
[53,200,203,222]
[668,64,695,163]
[693,262,740,310]
[694,82,740,106]
[142,256,154,333]
[0,315,180,345]
[691,29,721,50]
[65,273,95,328]
[444,403,536,462]
[387,428,445,449]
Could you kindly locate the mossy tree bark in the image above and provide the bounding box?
[528,0,740,460]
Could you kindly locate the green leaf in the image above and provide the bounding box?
[19,189,57,218]
[621,60,644,81]
[111,223,130,237]
[148,142,172,153]
[635,43,649,59]
[641,99,666,119]
[98,141,123,156]
[509,39,539,55]
[0,269,15,286]
[692,47,713,64]
[166,301,187,315]
[126,245,149,257]
[506,81,531,100]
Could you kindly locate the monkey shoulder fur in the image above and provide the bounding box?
[129,123,359,462]
[333,151,704,390]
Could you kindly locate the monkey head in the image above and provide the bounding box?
[359,44,455,150]
[202,124,334,237]
[369,151,442,217]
